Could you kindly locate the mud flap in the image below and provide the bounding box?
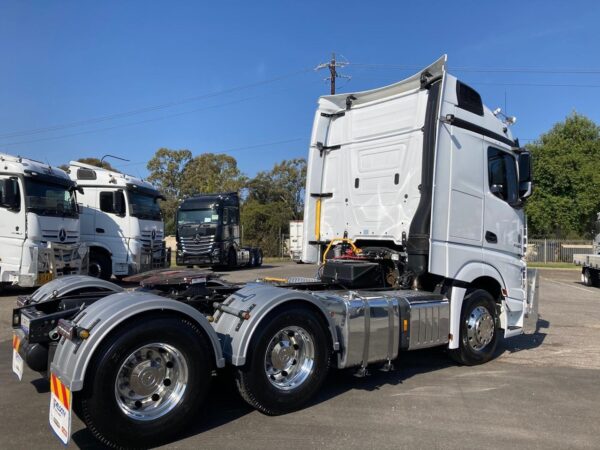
[523,269,539,334]
[49,373,72,445]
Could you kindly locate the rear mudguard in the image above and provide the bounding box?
[50,291,225,391]
[28,275,123,304]
[212,283,340,366]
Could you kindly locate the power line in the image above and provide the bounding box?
[349,63,600,74]
[1,90,289,147]
[112,137,306,169]
[471,81,600,88]
[0,68,312,140]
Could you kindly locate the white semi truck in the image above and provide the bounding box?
[574,212,600,287]
[0,153,87,288]
[12,56,539,448]
[68,161,170,280]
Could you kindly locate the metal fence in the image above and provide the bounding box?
[526,239,594,263]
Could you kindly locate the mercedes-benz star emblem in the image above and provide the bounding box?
[151,229,156,240]
[194,233,201,243]
[58,228,67,242]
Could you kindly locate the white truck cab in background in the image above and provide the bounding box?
[68,161,169,280]
[0,153,86,287]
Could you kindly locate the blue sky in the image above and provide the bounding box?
[1,1,598,178]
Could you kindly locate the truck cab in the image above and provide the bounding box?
[0,153,86,287]
[68,161,169,280]
[302,55,533,338]
[176,192,261,268]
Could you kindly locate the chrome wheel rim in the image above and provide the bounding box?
[466,306,495,351]
[115,343,188,421]
[264,326,315,391]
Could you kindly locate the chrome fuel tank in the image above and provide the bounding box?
[314,289,449,369]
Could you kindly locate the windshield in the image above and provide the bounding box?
[128,191,162,221]
[24,179,77,217]
[178,208,220,225]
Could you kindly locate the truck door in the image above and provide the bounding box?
[0,177,25,279]
[96,190,128,264]
[483,146,525,329]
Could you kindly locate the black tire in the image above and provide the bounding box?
[75,316,214,449]
[248,250,256,268]
[89,250,112,281]
[234,305,330,415]
[449,289,499,366]
[255,249,263,267]
[227,248,237,270]
[582,268,594,287]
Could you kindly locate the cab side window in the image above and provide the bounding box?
[0,178,21,211]
[227,207,239,225]
[488,147,518,205]
[99,191,125,215]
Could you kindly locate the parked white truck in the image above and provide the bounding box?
[0,153,87,288]
[12,56,539,448]
[574,212,600,287]
[68,161,169,280]
[289,220,304,262]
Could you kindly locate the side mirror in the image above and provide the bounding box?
[1,178,20,211]
[519,181,533,200]
[114,190,126,216]
[518,151,533,199]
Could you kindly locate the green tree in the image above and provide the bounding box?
[246,158,307,219]
[526,112,600,238]
[146,148,192,235]
[59,157,120,173]
[147,148,192,198]
[179,153,247,197]
[242,159,307,255]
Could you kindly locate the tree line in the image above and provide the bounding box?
[146,149,306,256]
[66,112,600,253]
[525,112,600,239]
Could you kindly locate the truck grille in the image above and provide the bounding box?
[140,229,164,249]
[41,230,79,245]
[180,235,214,255]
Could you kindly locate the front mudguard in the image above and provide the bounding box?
[25,275,123,304]
[50,291,225,391]
[523,268,539,334]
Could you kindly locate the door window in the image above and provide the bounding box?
[488,147,518,205]
[99,191,125,215]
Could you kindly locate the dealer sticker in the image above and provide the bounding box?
[12,335,23,381]
[49,373,72,445]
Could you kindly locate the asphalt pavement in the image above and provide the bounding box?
[1,264,599,449]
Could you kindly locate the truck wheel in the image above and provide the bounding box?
[449,289,498,366]
[227,248,237,269]
[76,316,213,449]
[255,249,263,267]
[89,251,112,281]
[582,269,594,286]
[234,306,330,415]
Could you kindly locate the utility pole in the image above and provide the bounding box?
[315,52,350,94]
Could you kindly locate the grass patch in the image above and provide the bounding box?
[528,262,579,269]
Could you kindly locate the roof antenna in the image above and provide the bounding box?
[100,154,130,169]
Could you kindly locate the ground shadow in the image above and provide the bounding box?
[30,377,50,394]
[497,317,550,355]
[71,320,551,448]
[72,348,457,449]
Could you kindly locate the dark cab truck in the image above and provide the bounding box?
[176,192,263,268]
